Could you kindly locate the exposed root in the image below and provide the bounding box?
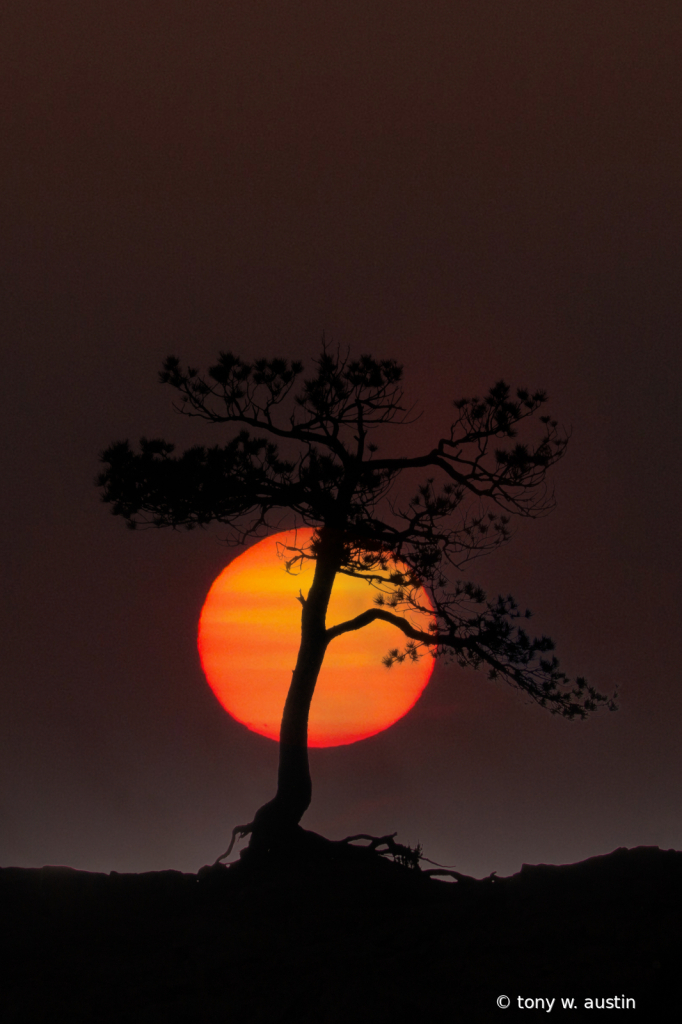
[213,824,496,884]
[340,833,497,883]
[213,822,254,866]
[421,868,497,884]
[340,832,423,870]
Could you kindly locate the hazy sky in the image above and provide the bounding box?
[2,1,681,878]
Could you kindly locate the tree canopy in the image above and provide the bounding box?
[99,346,615,721]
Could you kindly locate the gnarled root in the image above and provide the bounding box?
[213,821,254,866]
[340,832,423,870]
[213,820,496,884]
[340,833,497,883]
[213,795,307,866]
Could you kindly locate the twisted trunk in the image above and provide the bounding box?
[248,526,344,853]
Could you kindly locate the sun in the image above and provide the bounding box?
[198,528,435,747]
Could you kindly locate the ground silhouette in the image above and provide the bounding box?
[3,844,677,1022]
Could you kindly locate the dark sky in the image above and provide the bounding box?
[2,1,681,878]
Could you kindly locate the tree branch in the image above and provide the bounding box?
[326,607,439,645]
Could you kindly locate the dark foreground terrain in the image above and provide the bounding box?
[2,842,679,1022]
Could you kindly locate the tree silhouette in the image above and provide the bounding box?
[98,346,616,859]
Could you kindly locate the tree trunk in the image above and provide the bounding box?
[248,526,344,853]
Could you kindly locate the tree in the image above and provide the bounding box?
[98,346,616,860]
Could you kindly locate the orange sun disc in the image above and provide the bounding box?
[198,528,435,747]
